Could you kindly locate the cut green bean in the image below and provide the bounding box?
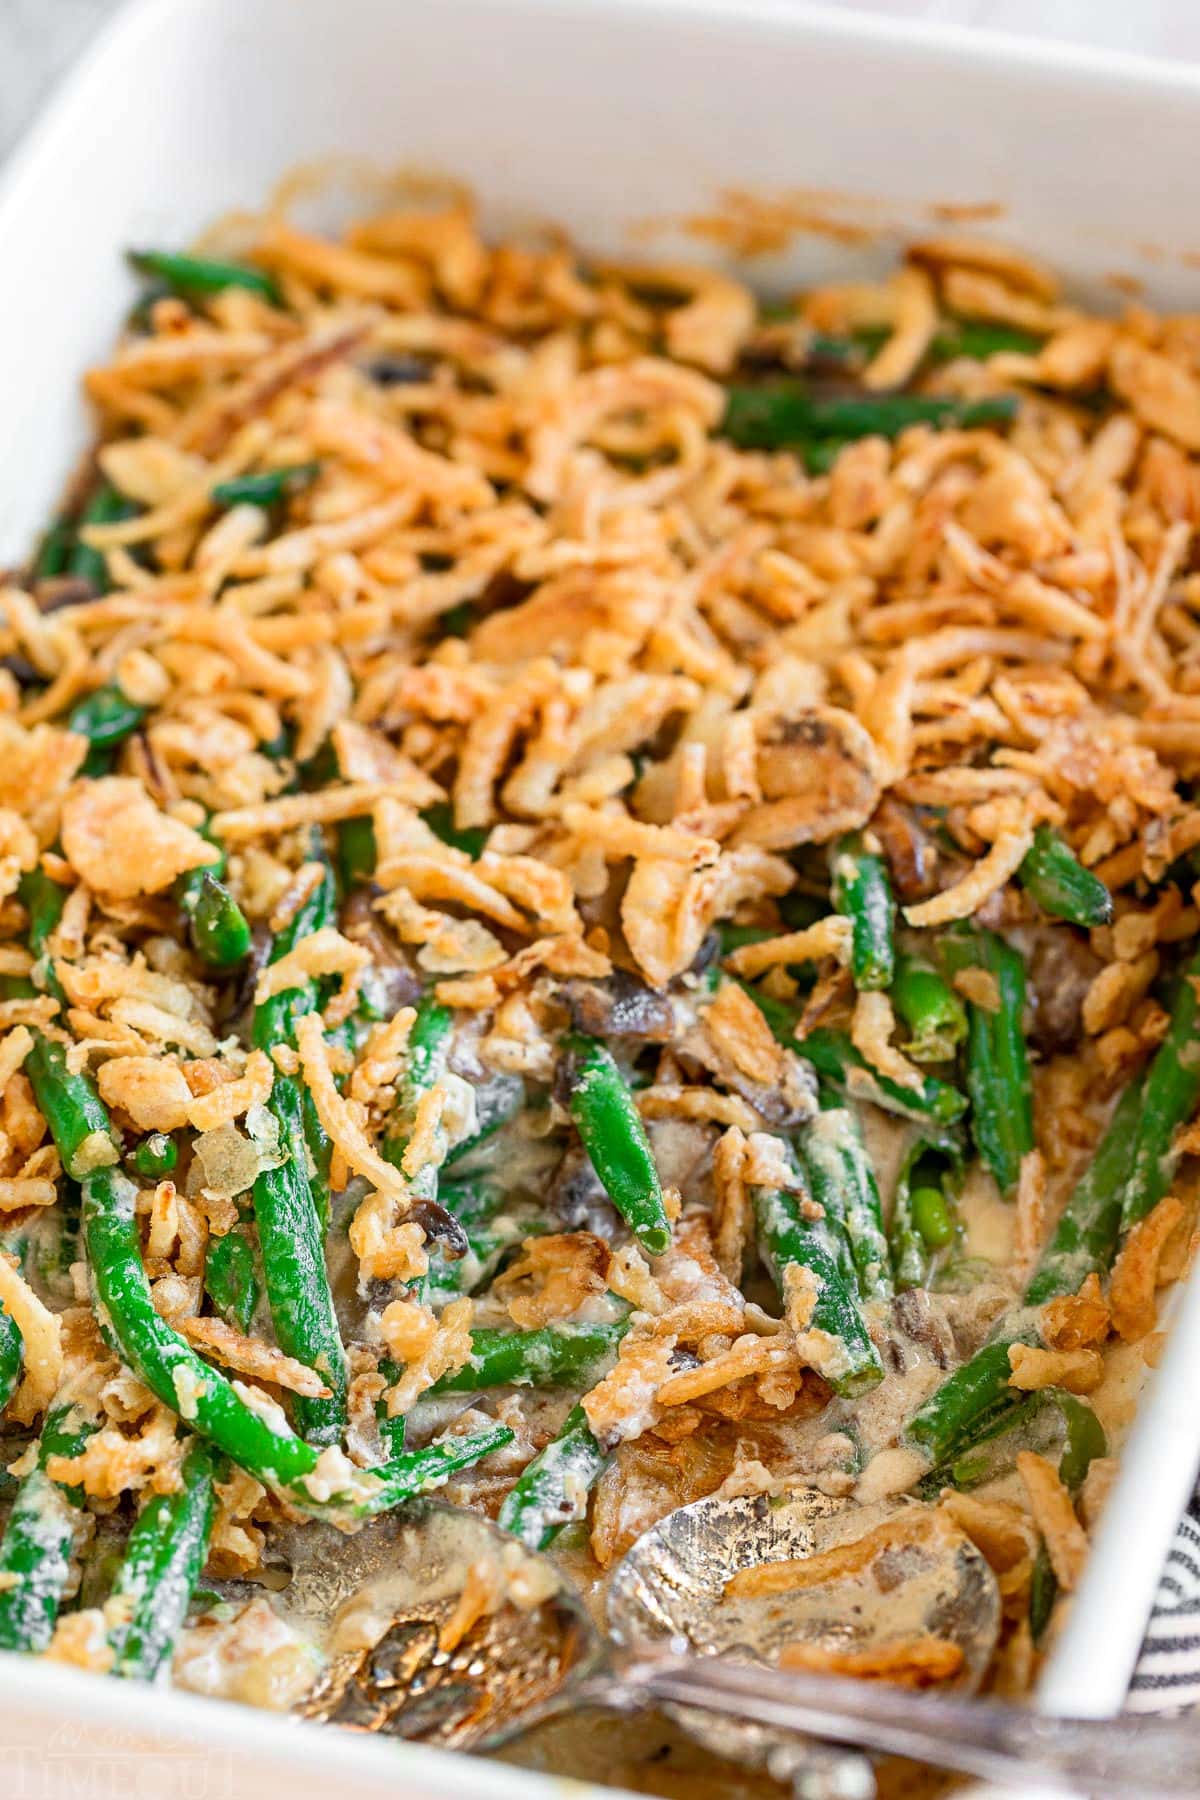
[753,1157,884,1399]
[799,1027,967,1126]
[798,1100,893,1303]
[67,485,136,594]
[34,518,72,582]
[421,801,488,860]
[720,384,1018,454]
[361,1425,515,1515]
[382,996,455,1202]
[831,836,895,990]
[18,1008,491,1517]
[252,857,347,1442]
[428,1318,629,1395]
[910,1075,1148,1465]
[181,870,253,968]
[929,321,1045,362]
[939,928,1033,1196]
[0,1304,23,1414]
[174,825,251,970]
[19,866,66,962]
[1018,825,1113,928]
[498,1404,608,1549]
[892,953,968,1063]
[108,1439,219,1680]
[1026,1079,1145,1306]
[67,684,147,751]
[564,1033,670,1256]
[0,1399,99,1652]
[129,1132,177,1180]
[203,1228,261,1334]
[81,1165,324,1488]
[1121,948,1200,1232]
[337,814,377,888]
[212,463,320,509]
[927,1387,1105,1495]
[129,249,282,305]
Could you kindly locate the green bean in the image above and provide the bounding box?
[67,485,136,594]
[128,1133,178,1180]
[33,518,72,582]
[212,463,320,509]
[359,1425,514,1516]
[108,1439,219,1680]
[82,1165,325,1488]
[753,1155,883,1398]
[892,952,968,1063]
[1018,825,1113,927]
[907,1338,1017,1466]
[939,928,1033,1196]
[799,1027,967,1126]
[926,1387,1105,1495]
[929,321,1045,362]
[1024,1391,1108,1640]
[0,1399,99,1651]
[203,1228,261,1334]
[1120,947,1200,1231]
[19,866,66,963]
[173,825,251,970]
[128,249,282,305]
[252,859,347,1442]
[428,1318,630,1395]
[24,1030,118,1180]
[19,1013,493,1515]
[181,869,253,968]
[67,684,146,751]
[718,922,774,956]
[337,815,377,888]
[720,383,1018,454]
[382,996,455,1202]
[1026,1079,1145,1305]
[910,1076,1144,1466]
[1029,1545,1057,1641]
[421,801,488,859]
[0,1304,23,1414]
[498,1404,608,1549]
[563,1033,670,1256]
[797,1100,893,1303]
[375,1361,407,1461]
[831,836,895,990]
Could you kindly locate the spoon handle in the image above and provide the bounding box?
[609,1649,1199,1797]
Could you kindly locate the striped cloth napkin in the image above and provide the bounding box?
[1130,1493,1200,1711]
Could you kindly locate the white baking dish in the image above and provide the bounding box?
[1,0,1199,1792]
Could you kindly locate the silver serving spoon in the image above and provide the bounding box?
[276,1488,1200,1798]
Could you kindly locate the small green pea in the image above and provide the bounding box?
[130,1133,177,1179]
[911,1185,955,1249]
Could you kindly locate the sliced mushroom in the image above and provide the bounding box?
[871,796,938,902]
[730,705,882,852]
[563,971,675,1042]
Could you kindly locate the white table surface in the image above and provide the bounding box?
[4,0,1200,168]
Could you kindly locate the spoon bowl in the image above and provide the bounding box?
[284,1484,998,1797]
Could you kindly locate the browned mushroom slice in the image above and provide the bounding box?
[730,706,882,852]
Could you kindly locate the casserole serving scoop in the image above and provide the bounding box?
[274,1480,1169,1797]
